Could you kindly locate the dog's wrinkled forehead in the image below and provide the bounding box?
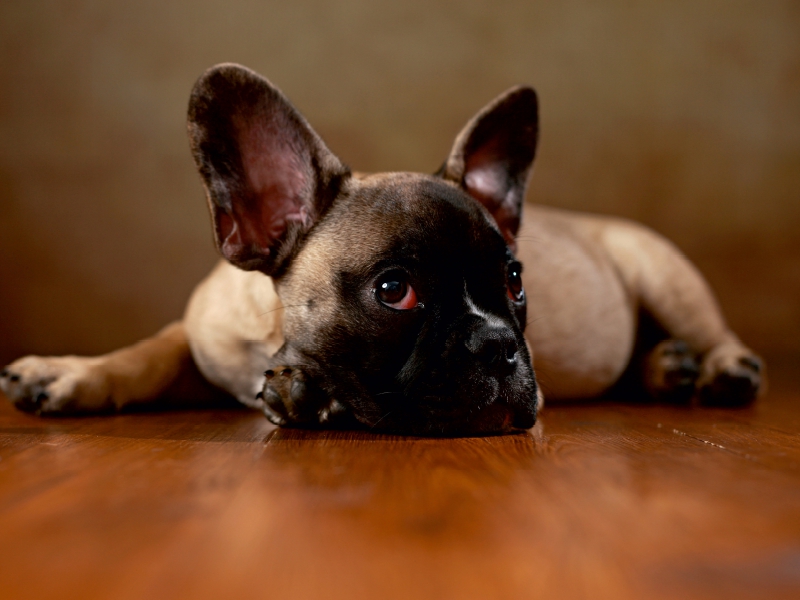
[317,172,503,268]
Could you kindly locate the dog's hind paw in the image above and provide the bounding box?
[260,366,347,427]
[0,355,114,415]
[697,343,764,407]
[642,339,700,403]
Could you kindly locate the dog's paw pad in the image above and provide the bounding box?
[643,339,699,402]
[698,346,763,407]
[699,362,762,407]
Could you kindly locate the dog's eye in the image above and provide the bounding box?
[507,262,524,303]
[376,272,419,310]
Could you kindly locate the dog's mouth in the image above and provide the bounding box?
[357,392,537,437]
[320,351,541,436]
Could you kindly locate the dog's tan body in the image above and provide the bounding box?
[517,205,748,399]
[0,66,761,421]
[0,198,753,413]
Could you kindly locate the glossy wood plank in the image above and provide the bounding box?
[1,369,798,600]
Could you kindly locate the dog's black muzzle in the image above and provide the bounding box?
[361,317,539,436]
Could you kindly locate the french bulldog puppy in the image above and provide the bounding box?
[0,64,763,435]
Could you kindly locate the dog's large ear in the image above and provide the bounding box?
[438,87,538,250]
[187,64,350,275]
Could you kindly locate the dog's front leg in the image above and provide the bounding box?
[259,360,351,428]
[0,322,223,414]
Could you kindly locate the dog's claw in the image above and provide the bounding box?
[739,355,762,373]
[262,408,286,427]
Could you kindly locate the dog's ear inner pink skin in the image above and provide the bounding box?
[439,87,539,252]
[187,63,349,276]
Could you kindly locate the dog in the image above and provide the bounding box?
[0,63,763,435]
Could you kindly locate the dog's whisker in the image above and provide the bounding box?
[370,411,393,430]
[256,304,306,318]
[513,235,546,244]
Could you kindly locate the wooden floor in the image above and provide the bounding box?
[1,365,798,600]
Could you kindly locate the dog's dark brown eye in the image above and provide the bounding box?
[376,272,418,310]
[507,262,524,303]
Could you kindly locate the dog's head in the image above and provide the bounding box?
[188,64,539,435]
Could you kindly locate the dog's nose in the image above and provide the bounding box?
[465,324,519,375]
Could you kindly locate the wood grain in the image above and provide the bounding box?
[1,368,798,600]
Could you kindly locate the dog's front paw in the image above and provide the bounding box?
[697,343,764,407]
[259,366,347,427]
[0,355,114,415]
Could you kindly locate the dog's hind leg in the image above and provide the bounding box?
[0,321,228,415]
[603,221,763,406]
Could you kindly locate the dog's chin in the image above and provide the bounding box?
[361,399,537,437]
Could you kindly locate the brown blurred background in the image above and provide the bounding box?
[0,0,798,367]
